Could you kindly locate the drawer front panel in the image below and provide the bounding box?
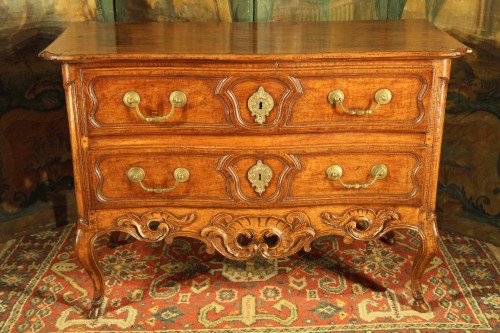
[91,151,229,207]
[287,69,433,131]
[85,70,231,134]
[90,146,425,209]
[286,149,424,203]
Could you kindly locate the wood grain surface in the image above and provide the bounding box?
[40,20,471,62]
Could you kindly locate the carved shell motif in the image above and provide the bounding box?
[116,211,196,242]
[201,212,315,260]
[321,208,400,244]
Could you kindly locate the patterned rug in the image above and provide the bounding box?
[0,224,498,333]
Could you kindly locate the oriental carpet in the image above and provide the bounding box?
[0,224,498,332]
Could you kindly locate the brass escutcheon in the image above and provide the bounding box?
[247,160,273,195]
[247,86,274,124]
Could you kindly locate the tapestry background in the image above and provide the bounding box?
[0,0,498,243]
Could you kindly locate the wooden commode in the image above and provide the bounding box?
[40,20,471,319]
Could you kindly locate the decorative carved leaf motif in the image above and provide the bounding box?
[201,212,315,260]
[322,208,400,243]
[116,211,196,242]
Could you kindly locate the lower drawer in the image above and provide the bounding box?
[89,146,425,209]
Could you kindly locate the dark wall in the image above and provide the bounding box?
[0,2,99,240]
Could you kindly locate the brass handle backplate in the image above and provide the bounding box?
[326,164,388,189]
[123,90,187,122]
[247,86,275,124]
[127,167,190,193]
[327,88,392,115]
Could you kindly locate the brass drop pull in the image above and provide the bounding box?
[327,88,392,115]
[123,90,187,122]
[326,164,388,189]
[127,167,190,193]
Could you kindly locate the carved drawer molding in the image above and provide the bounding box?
[217,153,301,203]
[215,76,302,129]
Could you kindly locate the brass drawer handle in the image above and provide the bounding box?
[327,88,392,115]
[123,90,187,122]
[326,164,388,189]
[127,167,190,193]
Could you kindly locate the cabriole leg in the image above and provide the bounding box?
[75,226,105,319]
[108,231,122,248]
[410,215,439,312]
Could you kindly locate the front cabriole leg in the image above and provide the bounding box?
[321,207,438,312]
[75,211,200,318]
[411,213,439,312]
[74,219,105,319]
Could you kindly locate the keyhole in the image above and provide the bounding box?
[259,173,262,181]
[259,101,263,109]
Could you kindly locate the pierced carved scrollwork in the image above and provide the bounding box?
[201,212,315,260]
[115,211,196,242]
[322,208,400,244]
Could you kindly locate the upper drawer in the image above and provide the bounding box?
[83,68,231,134]
[82,67,433,135]
[286,68,433,132]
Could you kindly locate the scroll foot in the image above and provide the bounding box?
[88,303,103,319]
[380,230,395,245]
[412,297,430,313]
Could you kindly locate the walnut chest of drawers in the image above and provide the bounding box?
[40,20,470,319]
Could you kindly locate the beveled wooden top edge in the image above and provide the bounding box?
[40,20,471,63]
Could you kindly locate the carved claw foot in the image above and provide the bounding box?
[412,297,430,313]
[88,302,103,319]
[380,230,396,245]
